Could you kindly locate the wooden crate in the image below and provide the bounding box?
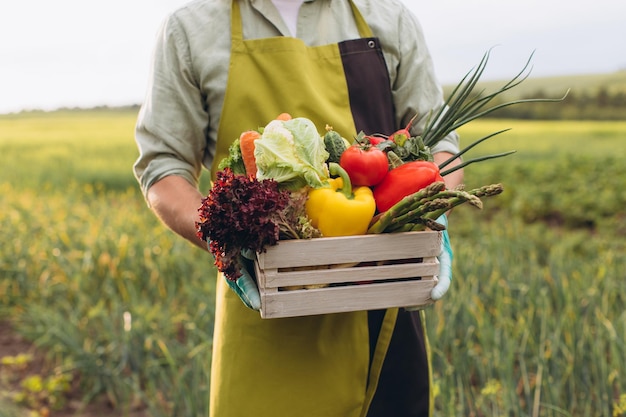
[254,230,441,319]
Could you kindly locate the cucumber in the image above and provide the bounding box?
[323,125,348,163]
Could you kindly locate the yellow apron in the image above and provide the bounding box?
[209,2,429,416]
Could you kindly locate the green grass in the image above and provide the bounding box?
[1,110,625,416]
[454,120,626,234]
[0,110,143,190]
[457,119,626,157]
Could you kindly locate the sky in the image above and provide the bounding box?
[0,0,624,114]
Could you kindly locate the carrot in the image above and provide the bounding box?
[239,130,261,176]
[275,112,292,121]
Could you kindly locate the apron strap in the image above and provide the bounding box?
[421,309,434,417]
[231,0,243,43]
[349,0,375,38]
[359,308,399,417]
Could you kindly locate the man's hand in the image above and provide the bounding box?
[431,214,452,301]
[226,250,261,311]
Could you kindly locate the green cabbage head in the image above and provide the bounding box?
[254,117,329,190]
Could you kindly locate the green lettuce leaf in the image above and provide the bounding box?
[254,118,329,190]
[217,137,247,175]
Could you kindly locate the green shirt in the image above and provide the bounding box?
[134,0,460,196]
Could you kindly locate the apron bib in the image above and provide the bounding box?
[210,2,429,416]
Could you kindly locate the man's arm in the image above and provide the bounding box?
[433,152,464,190]
[146,175,208,251]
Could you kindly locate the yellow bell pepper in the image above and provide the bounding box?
[305,163,376,237]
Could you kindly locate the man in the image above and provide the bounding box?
[134,1,463,416]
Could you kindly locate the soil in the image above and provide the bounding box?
[0,321,148,417]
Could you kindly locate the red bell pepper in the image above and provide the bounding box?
[373,161,444,212]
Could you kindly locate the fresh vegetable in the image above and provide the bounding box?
[388,114,417,146]
[196,168,288,280]
[239,130,261,176]
[365,135,386,146]
[275,112,292,121]
[323,125,349,163]
[368,182,504,234]
[372,160,444,213]
[196,168,319,281]
[217,137,247,175]
[388,128,410,145]
[305,163,376,237]
[339,143,388,187]
[255,117,330,190]
[384,133,433,163]
[419,51,566,175]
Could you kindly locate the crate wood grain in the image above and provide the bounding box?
[254,231,441,319]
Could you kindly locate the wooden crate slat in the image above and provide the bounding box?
[257,231,441,269]
[260,279,437,319]
[262,258,439,288]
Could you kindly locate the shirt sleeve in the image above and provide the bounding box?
[390,7,460,156]
[133,14,210,199]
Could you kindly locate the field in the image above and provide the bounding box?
[1,110,625,417]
